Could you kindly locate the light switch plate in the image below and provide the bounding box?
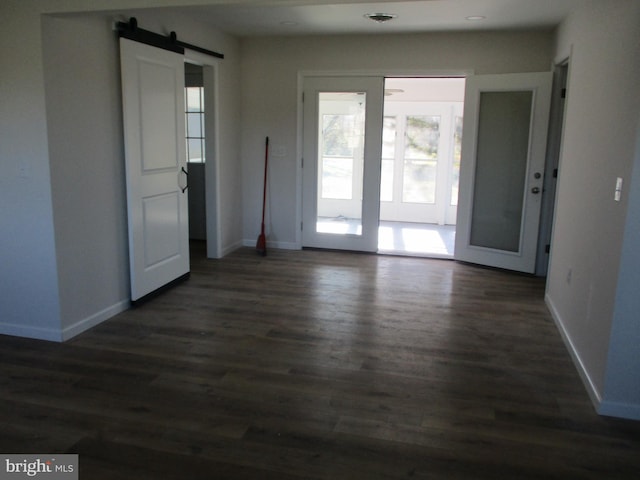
[616,177,623,191]
[615,177,623,202]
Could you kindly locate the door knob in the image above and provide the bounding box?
[531,187,540,194]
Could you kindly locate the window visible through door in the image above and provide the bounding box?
[317,92,366,235]
[184,63,207,241]
[185,63,205,163]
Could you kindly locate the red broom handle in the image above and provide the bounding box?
[261,137,269,229]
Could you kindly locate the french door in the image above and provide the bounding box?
[120,38,190,301]
[302,76,384,251]
[455,72,552,273]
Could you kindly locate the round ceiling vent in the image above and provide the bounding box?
[364,13,398,23]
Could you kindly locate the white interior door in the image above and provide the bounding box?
[120,38,190,301]
[302,76,384,252]
[455,72,552,273]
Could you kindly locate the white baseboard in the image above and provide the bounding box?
[545,293,603,409]
[269,240,299,250]
[242,238,300,250]
[0,299,130,343]
[546,295,640,421]
[0,322,65,342]
[598,400,640,420]
[221,239,244,257]
[61,299,130,341]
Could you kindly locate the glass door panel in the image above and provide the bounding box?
[470,91,532,251]
[316,93,365,235]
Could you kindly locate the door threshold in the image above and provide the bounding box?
[377,221,456,259]
[377,249,454,260]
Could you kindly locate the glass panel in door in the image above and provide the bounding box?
[470,91,533,251]
[316,93,365,235]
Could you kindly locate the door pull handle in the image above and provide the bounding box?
[179,166,189,193]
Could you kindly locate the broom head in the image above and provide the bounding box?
[256,231,267,256]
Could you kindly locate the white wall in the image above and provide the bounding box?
[603,114,640,419]
[546,0,640,418]
[239,30,555,248]
[1,0,242,341]
[42,15,130,337]
[0,3,62,340]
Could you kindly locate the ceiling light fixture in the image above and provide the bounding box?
[364,13,398,23]
[465,15,486,21]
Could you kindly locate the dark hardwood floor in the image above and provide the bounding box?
[1,243,639,479]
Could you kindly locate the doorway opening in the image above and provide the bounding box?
[378,77,465,257]
[536,62,568,276]
[185,63,207,242]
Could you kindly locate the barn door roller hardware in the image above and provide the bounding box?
[116,17,224,59]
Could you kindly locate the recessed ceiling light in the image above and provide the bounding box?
[465,15,487,21]
[364,13,398,23]
[280,21,298,27]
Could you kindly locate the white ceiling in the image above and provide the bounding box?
[156,0,585,37]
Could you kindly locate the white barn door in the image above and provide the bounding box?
[120,38,190,301]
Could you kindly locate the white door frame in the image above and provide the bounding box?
[295,70,473,249]
[536,60,570,276]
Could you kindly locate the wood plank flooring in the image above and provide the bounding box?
[1,243,639,479]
